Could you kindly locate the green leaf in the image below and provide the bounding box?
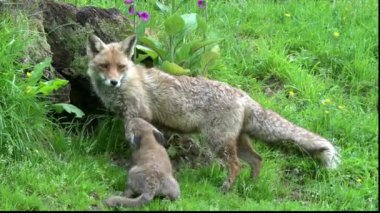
[200,45,220,72]
[175,42,193,64]
[164,14,185,36]
[27,57,52,85]
[51,103,85,118]
[35,79,68,96]
[139,36,166,59]
[180,13,198,37]
[136,44,158,60]
[155,0,170,13]
[135,54,150,64]
[161,60,190,75]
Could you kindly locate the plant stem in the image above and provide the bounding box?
[171,0,176,15]
[170,36,175,62]
[204,0,208,22]
[202,0,208,53]
[133,1,137,62]
[169,0,176,62]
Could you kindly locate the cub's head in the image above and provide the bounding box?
[125,118,166,149]
[86,35,137,87]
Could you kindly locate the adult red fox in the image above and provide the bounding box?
[87,34,340,191]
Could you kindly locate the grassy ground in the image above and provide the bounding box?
[0,0,378,210]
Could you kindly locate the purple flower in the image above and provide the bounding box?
[124,0,133,4]
[197,0,206,8]
[137,11,150,22]
[128,5,135,15]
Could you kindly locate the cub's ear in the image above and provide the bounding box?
[130,133,141,149]
[120,35,137,59]
[87,34,105,58]
[153,129,166,147]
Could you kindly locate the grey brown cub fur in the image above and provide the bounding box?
[104,118,180,208]
[87,34,340,191]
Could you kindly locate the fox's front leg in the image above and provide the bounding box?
[122,107,153,142]
[121,106,141,140]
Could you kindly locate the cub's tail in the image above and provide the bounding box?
[104,192,153,208]
[245,103,340,168]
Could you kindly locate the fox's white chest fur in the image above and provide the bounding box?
[91,76,153,121]
[92,79,123,112]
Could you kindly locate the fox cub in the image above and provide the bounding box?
[104,118,180,208]
[87,34,340,191]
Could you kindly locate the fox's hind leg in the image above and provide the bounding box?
[218,137,241,192]
[237,134,262,178]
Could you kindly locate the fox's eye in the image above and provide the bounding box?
[99,63,109,69]
[118,64,126,70]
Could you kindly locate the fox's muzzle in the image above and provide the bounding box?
[99,73,124,87]
[105,79,121,87]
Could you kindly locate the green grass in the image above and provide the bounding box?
[0,0,378,210]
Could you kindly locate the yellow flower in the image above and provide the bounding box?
[338,105,345,109]
[333,32,340,38]
[288,91,295,97]
[321,98,331,105]
[284,13,291,17]
[26,72,31,77]
[356,178,362,183]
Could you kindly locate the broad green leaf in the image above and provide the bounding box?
[164,14,185,36]
[136,45,158,60]
[135,54,150,64]
[155,0,169,13]
[200,45,220,72]
[180,13,198,37]
[51,103,85,118]
[161,60,190,75]
[139,36,166,59]
[175,42,193,64]
[35,79,69,96]
[27,57,52,85]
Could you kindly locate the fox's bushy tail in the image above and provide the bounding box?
[245,104,340,168]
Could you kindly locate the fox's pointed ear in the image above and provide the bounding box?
[120,35,137,59]
[87,35,105,58]
[153,129,166,147]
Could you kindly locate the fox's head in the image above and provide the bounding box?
[86,34,137,87]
